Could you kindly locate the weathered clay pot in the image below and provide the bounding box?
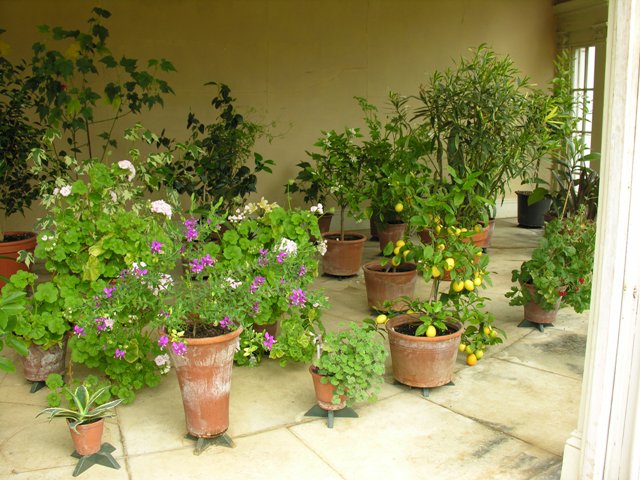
[309,366,346,411]
[362,261,417,311]
[377,222,407,252]
[317,213,334,234]
[523,283,563,324]
[20,337,68,382]
[468,223,492,248]
[173,327,243,438]
[321,232,367,277]
[0,231,37,289]
[69,418,104,456]
[386,315,463,388]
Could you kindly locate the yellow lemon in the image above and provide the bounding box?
[464,279,475,291]
[475,350,485,360]
[467,353,478,366]
[452,280,464,292]
[435,225,442,234]
[460,228,468,233]
[391,257,401,267]
[393,246,401,255]
[431,266,441,278]
[475,250,483,257]
[490,330,498,338]
[455,228,461,236]
[403,249,410,258]
[483,325,491,335]
[437,243,445,251]
[426,325,437,337]
[473,276,482,286]
[375,314,388,324]
[465,345,474,355]
[394,202,404,213]
[395,240,405,248]
[444,258,455,271]
[458,343,467,353]
[474,224,483,233]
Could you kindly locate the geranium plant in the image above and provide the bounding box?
[0,289,28,372]
[506,208,596,313]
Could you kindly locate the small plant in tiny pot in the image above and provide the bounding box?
[311,321,387,407]
[37,374,122,456]
[506,208,596,313]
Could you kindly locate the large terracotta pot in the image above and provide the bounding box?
[377,222,407,252]
[362,261,417,311]
[309,366,346,411]
[173,327,243,438]
[0,231,37,289]
[69,418,104,456]
[522,283,563,324]
[321,232,367,277]
[386,315,463,388]
[20,336,68,382]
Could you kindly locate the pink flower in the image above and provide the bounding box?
[158,335,169,349]
[114,348,126,359]
[151,241,164,254]
[172,341,187,356]
[73,325,85,337]
[263,332,276,350]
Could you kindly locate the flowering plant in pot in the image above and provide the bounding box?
[37,374,122,456]
[0,271,70,382]
[506,208,596,322]
[310,321,387,409]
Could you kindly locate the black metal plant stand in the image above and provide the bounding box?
[518,319,553,333]
[185,433,235,456]
[71,443,120,477]
[30,380,46,393]
[393,380,455,398]
[304,405,358,429]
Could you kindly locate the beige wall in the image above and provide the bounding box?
[1,0,557,230]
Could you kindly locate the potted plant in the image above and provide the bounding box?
[310,321,387,410]
[37,374,122,456]
[300,127,369,276]
[160,82,274,214]
[383,229,503,389]
[0,288,27,372]
[413,44,555,238]
[362,239,417,312]
[506,208,596,327]
[0,271,70,384]
[286,170,334,234]
[0,38,42,286]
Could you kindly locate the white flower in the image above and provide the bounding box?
[103,317,114,330]
[118,160,136,181]
[53,187,59,196]
[110,191,118,202]
[317,240,328,256]
[154,354,171,374]
[59,185,72,197]
[41,235,49,241]
[225,277,242,289]
[278,238,298,256]
[228,213,245,223]
[150,200,172,218]
[310,203,324,215]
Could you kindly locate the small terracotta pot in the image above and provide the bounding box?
[377,222,407,252]
[173,327,243,438]
[321,232,367,276]
[69,418,104,456]
[253,321,278,338]
[468,223,491,248]
[317,213,333,234]
[363,261,417,311]
[386,315,462,388]
[0,231,37,289]
[522,283,563,324]
[309,366,346,411]
[20,336,68,382]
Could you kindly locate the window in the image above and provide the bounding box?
[572,46,596,155]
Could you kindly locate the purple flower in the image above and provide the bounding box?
[201,254,214,267]
[189,259,204,274]
[250,275,266,293]
[114,348,126,359]
[103,286,116,298]
[298,265,307,277]
[289,289,307,307]
[172,341,187,356]
[158,335,169,349]
[220,316,232,329]
[184,218,198,241]
[73,325,85,337]
[277,251,288,263]
[252,302,260,314]
[258,249,269,267]
[263,332,276,350]
[151,240,164,254]
[95,317,107,332]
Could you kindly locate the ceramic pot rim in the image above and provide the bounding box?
[386,314,463,342]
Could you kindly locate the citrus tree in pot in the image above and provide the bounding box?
[299,127,369,276]
[310,321,387,411]
[382,229,504,390]
[506,208,596,329]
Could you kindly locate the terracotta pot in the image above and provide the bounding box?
[317,213,333,234]
[522,283,563,324]
[386,315,462,388]
[309,366,346,411]
[378,222,407,252]
[173,327,243,438]
[20,336,68,382]
[0,231,37,289]
[253,321,278,338]
[417,229,435,244]
[321,232,367,277]
[69,418,104,456]
[468,224,491,248]
[363,261,417,311]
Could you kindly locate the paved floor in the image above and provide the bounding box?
[0,218,587,479]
